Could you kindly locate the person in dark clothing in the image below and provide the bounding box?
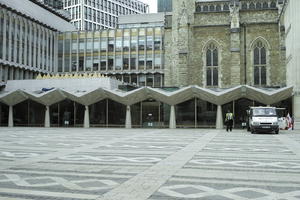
[225,110,234,132]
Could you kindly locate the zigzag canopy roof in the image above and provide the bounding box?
[0,85,293,106]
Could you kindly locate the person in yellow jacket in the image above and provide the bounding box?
[225,110,234,132]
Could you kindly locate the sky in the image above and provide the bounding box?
[139,0,157,13]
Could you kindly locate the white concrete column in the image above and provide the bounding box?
[169,105,176,129]
[0,65,3,82]
[125,105,132,128]
[216,105,224,129]
[9,67,14,80]
[8,105,13,127]
[15,68,20,80]
[2,10,7,60]
[293,95,300,130]
[44,105,50,128]
[84,105,90,128]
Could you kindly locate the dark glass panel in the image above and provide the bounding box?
[254,66,260,85]
[207,68,212,86]
[89,99,107,127]
[213,68,218,86]
[108,99,126,127]
[261,66,267,85]
[206,49,212,66]
[197,99,217,128]
[176,99,195,128]
[261,47,266,64]
[213,49,218,66]
[254,47,260,65]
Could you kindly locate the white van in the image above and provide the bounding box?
[247,107,279,134]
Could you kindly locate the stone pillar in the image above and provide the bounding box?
[84,105,90,128]
[216,105,224,129]
[125,105,132,128]
[293,95,300,130]
[229,2,241,86]
[8,105,13,127]
[44,105,50,128]
[169,105,176,129]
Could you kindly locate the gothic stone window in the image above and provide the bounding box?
[196,5,201,12]
[253,41,267,86]
[270,1,276,8]
[263,2,268,8]
[223,4,229,11]
[206,43,218,86]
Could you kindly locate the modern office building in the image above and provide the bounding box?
[157,0,172,12]
[63,0,149,30]
[0,0,75,83]
[283,0,300,128]
[57,26,164,87]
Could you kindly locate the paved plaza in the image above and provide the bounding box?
[0,128,300,200]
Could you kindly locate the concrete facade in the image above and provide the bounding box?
[283,0,300,129]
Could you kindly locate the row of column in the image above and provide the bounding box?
[7,104,224,129]
[0,9,57,75]
[0,65,37,82]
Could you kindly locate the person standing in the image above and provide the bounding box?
[225,110,234,132]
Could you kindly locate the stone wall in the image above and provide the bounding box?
[164,0,285,88]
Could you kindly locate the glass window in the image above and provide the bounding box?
[253,41,267,86]
[86,56,92,71]
[154,54,161,69]
[123,54,129,70]
[100,37,107,52]
[116,37,122,52]
[100,56,107,71]
[146,35,153,51]
[138,75,146,86]
[131,36,137,51]
[108,37,114,52]
[108,56,114,70]
[115,55,122,70]
[138,54,145,70]
[138,36,145,51]
[130,54,136,70]
[123,37,129,51]
[206,43,218,86]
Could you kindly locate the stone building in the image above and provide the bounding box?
[165,0,285,88]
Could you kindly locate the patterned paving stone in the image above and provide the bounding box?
[0,128,299,199]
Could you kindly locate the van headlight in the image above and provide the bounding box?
[252,122,260,126]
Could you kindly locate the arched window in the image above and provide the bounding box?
[223,4,229,11]
[242,3,248,10]
[203,5,208,12]
[256,2,262,9]
[270,1,276,8]
[249,2,255,9]
[253,41,267,86]
[216,5,221,11]
[263,2,268,8]
[209,5,215,11]
[206,43,218,86]
[196,5,202,12]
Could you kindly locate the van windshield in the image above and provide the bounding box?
[253,108,277,117]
